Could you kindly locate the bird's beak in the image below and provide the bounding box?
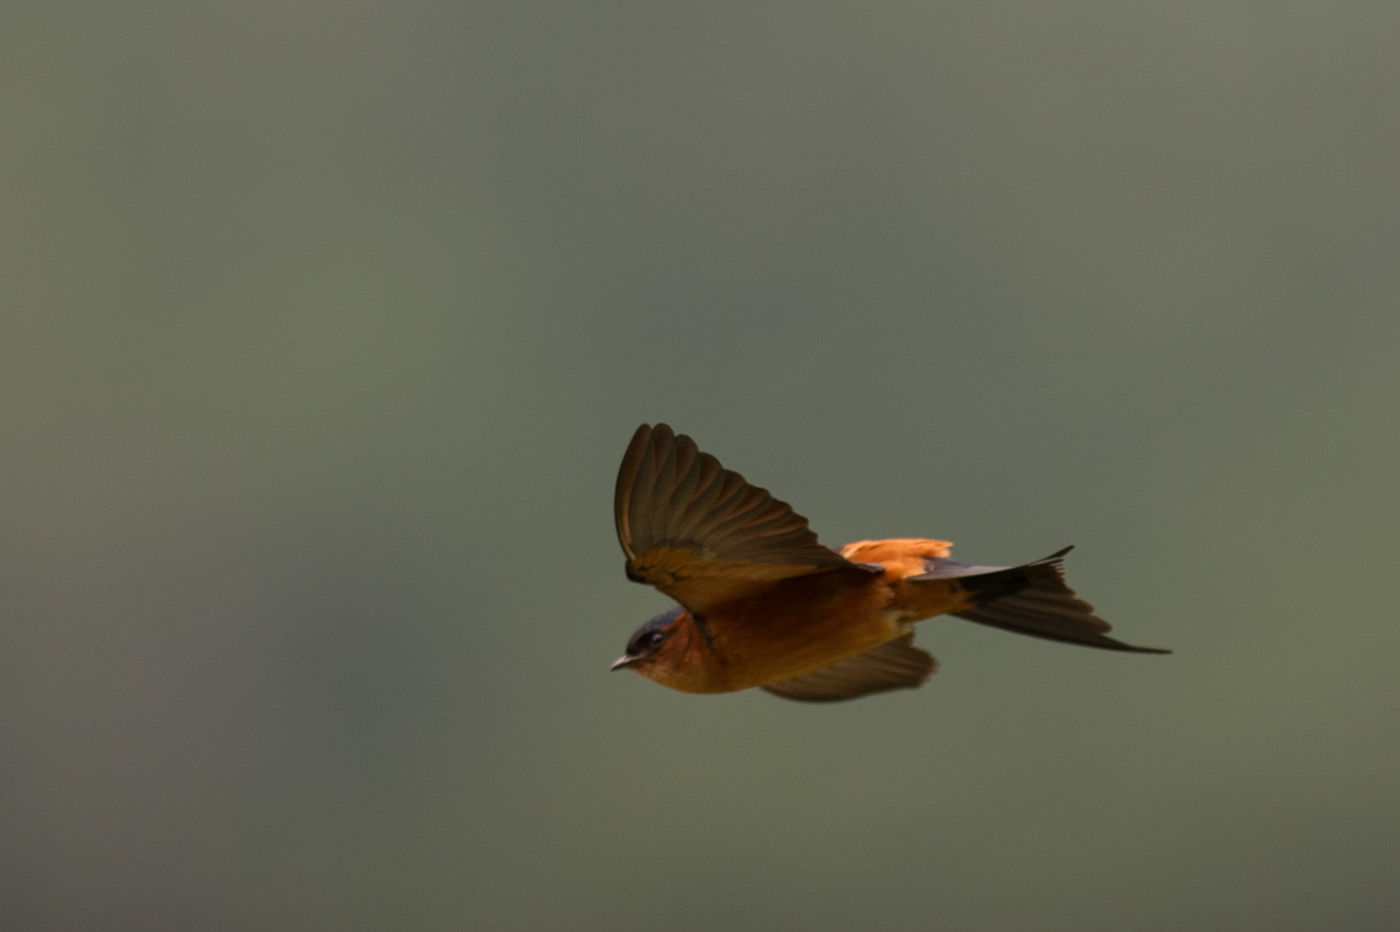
[610,654,637,672]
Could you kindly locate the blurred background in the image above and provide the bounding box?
[5,3,1398,930]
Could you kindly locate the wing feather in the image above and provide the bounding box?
[761,634,939,702]
[615,424,853,612]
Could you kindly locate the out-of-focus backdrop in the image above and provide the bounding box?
[6,5,1398,930]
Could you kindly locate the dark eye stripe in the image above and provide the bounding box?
[631,629,668,653]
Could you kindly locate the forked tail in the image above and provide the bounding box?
[911,547,1170,653]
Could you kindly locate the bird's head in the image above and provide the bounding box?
[611,605,708,690]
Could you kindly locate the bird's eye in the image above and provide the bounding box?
[644,630,668,649]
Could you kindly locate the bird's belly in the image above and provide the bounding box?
[706,579,903,690]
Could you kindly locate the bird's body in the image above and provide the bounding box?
[611,424,1167,702]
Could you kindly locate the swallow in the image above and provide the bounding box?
[610,423,1168,702]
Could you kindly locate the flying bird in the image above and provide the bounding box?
[611,423,1167,702]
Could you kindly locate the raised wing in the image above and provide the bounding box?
[761,634,938,702]
[615,423,855,613]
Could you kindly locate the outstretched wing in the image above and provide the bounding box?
[615,423,855,614]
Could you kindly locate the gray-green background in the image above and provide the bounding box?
[7,4,1398,930]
